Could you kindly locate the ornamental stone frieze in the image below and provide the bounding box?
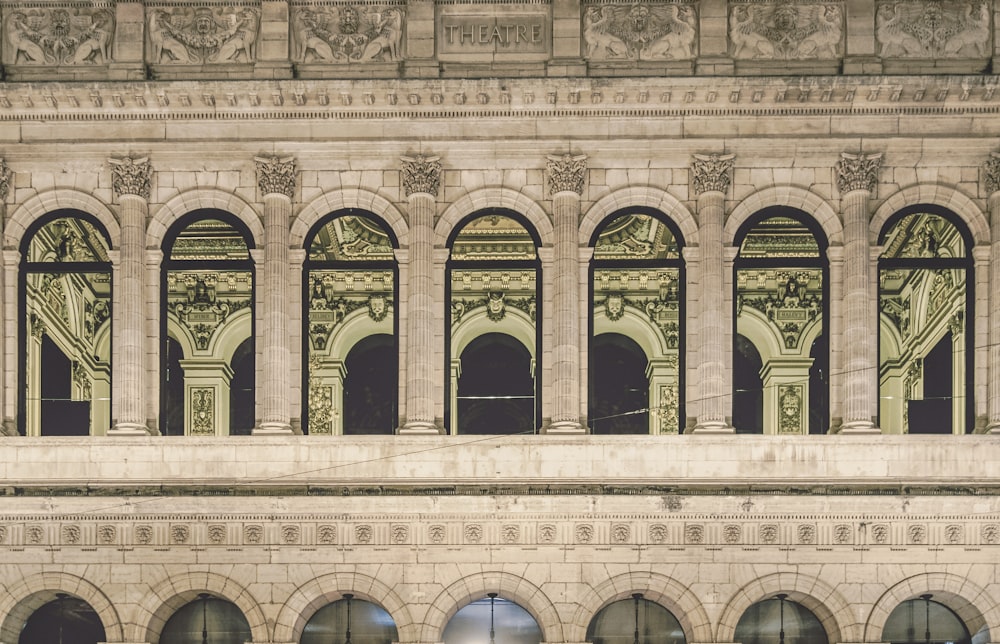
[984,152,1000,194]
[691,153,734,195]
[254,155,296,198]
[3,7,115,66]
[147,5,261,64]
[876,1,991,59]
[400,154,441,197]
[582,2,697,61]
[729,1,844,60]
[291,3,404,64]
[546,153,587,195]
[109,156,152,200]
[835,151,882,194]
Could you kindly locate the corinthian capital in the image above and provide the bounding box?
[0,159,11,202]
[835,152,882,194]
[400,154,441,197]
[691,153,735,195]
[984,152,1000,195]
[546,153,587,196]
[109,156,152,200]
[255,155,296,198]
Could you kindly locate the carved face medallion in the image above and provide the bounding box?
[368,294,387,322]
[605,293,624,321]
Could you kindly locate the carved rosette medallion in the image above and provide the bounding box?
[691,153,734,195]
[400,154,441,197]
[648,523,667,543]
[291,4,404,64]
[537,523,556,543]
[281,524,301,544]
[147,6,261,64]
[546,153,587,196]
[835,152,882,194]
[583,2,698,61]
[684,523,704,544]
[876,1,990,59]
[797,524,816,544]
[729,2,844,60]
[317,524,337,544]
[984,152,1000,195]
[255,155,296,198]
[4,8,115,66]
[109,156,152,200]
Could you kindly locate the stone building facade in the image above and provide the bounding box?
[3,0,1000,643]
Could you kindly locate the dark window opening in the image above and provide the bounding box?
[591,333,649,435]
[457,332,534,435]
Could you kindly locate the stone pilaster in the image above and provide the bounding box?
[836,152,882,434]
[986,152,1000,432]
[546,154,586,433]
[108,156,152,435]
[400,155,443,433]
[691,153,735,433]
[254,156,296,435]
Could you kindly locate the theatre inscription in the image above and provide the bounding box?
[438,13,549,57]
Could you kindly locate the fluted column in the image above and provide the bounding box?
[108,156,152,435]
[0,161,13,436]
[836,152,882,433]
[691,153,735,433]
[254,156,296,434]
[985,153,1000,432]
[546,153,587,433]
[400,154,443,434]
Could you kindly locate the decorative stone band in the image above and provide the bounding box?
[0,158,11,202]
[984,152,1000,195]
[691,153,734,196]
[401,154,442,197]
[546,153,587,196]
[108,156,152,200]
[254,155,296,198]
[835,151,882,194]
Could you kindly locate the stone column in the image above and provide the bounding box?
[835,152,882,434]
[108,156,152,436]
[986,152,1000,432]
[691,153,735,433]
[254,156,296,435]
[400,155,443,433]
[546,153,587,433]
[0,161,13,436]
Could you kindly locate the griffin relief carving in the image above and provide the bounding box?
[729,3,843,60]
[876,1,990,58]
[292,5,403,63]
[147,6,260,64]
[583,3,697,61]
[4,8,114,65]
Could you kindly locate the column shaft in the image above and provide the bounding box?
[989,191,1000,431]
[548,190,584,432]
[257,193,293,434]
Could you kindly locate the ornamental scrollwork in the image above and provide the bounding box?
[4,8,114,65]
[984,152,1000,194]
[191,388,215,435]
[292,5,404,64]
[691,153,735,195]
[583,3,697,61]
[452,293,536,325]
[835,152,882,194]
[778,384,803,433]
[876,1,990,59]
[109,156,152,200]
[729,3,843,60]
[0,159,12,201]
[254,155,296,198]
[400,154,441,197]
[738,271,821,350]
[546,153,587,195]
[147,6,260,64]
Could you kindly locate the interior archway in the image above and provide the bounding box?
[18,594,106,644]
[457,332,534,435]
[343,334,396,434]
[591,333,649,434]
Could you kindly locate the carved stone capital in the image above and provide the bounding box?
[109,156,152,200]
[401,154,441,197]
[835,152,882,194]
[984,152,1000,195]
[0,159,11,202]
[546,153,587,195]
[691,153,734,195]
[255,155,296,198]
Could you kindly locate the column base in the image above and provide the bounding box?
[543,420,586,435]
[838,421,881,435]
[109,422,154,436]
[253,422,296,435]
[1,417,17,436]
[398,421,444,435]
[689,421,735,434]
[987,423,1000,434]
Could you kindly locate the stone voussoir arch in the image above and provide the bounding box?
[128,569,269,643]
[434,187,553,247]
[291,188,409,249]
[273,571,417,643]
[715,571,857,643]
[580,185,699,248]
[420,571,563,643]
[146,188,264,250]
[5,189,121,251]
[870,183,990,246]
[863,572,998,642]
[0,571,124,643]
[567,571,712,643]
[725,185,842,246]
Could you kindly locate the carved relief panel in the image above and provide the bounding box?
[291,2,404,64]
[876,1,990,58]
[728,1,844,60]
[3,5,115,66]
[146,4,261,64]
[582,1,698,61]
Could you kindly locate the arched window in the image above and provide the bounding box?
[302,595,399,644]
[160,595,251,644]
[589,208,684,434]
[447,210,540,434]
[303,210,397,434]
[733,208,829,434]
[161,211,255,436]
[20,212,112,436]
[586,596,686,644]
[442,595,541,644]
[18,594,106,644]
[733,596,828,644]
[878,206,973,434]
[881,596,972,644]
